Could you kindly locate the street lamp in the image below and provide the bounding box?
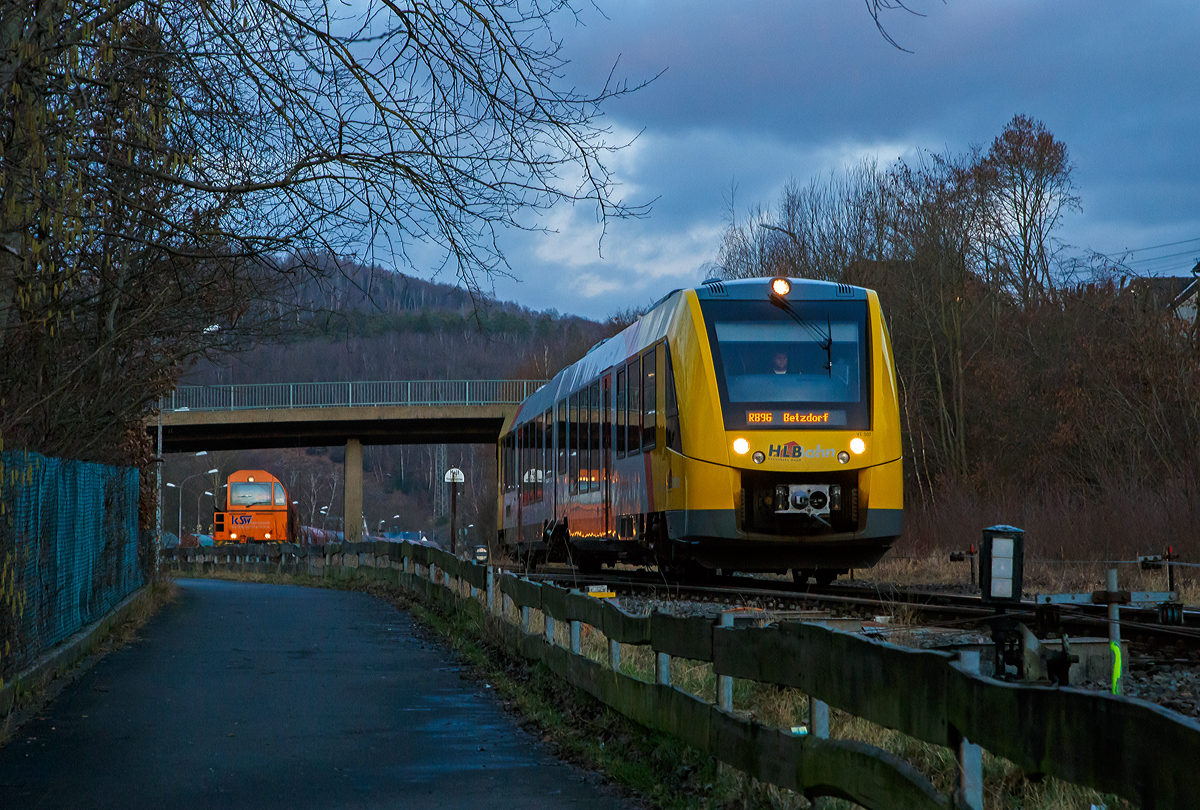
[165,468,219,538]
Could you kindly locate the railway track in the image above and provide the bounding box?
[507,565,1200,659]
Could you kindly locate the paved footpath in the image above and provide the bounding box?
[0,579,639,810]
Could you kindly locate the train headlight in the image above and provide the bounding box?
[771,277,791,297]
[733,438,750,455]
[265,533,271,539]
[850,437,866,454]
[230,533,237,539]
[837,451,850,464]
[752,451,766,464]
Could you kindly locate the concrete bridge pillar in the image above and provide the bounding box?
[344,438,363,544]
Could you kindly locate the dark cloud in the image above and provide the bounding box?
[473,1,1200,318]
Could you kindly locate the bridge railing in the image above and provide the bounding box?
[165,380,549,411]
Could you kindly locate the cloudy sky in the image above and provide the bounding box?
[446,1,1200,320]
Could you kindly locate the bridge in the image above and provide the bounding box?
[149,379,548,542]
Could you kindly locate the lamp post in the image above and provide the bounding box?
[166,468,219,538]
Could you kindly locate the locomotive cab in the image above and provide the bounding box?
[497,276,902,582]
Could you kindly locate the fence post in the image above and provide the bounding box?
[570,620,581,655]
[609,638,621,671]
[954,650,984,810]
[718,612,734,711]
[656,651,671,686]
[545,615,556,646]
[486,566,495,613]
[810,695,829,738]
[520,605,530,633]
[1108,567,1123,696]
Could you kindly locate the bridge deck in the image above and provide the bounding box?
[148,380,547,451]
[157,403,514,451]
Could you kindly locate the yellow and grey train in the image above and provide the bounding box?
[496,276,902,584]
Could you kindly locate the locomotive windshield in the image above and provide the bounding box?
[230,481,273,506]
[700,298,870,430]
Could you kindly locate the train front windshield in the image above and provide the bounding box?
[701,299,870,430]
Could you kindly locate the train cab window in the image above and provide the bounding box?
[589,380,601,492]
[569,392,579,494]
[700,298,869,430]
[642,347,657,451]
[615,369,626,458]
[231,481,272,506]
[628,357,641,454]
[664,343,682,453]
[274,484,286,506]
[557,401,567,481]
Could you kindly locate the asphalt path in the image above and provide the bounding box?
[0,578,638,809]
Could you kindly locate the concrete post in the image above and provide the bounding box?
[520,605,530,633]
[609,639,621,671]
[486,566,495,614]
[718,612,734,711]
[809,695,829,738]
[1108,568,1123,696]
[954,650,984,810]
[656,652,671,686]
[570,621,581,655]
[545,615,555,645]
[344,438,363,544]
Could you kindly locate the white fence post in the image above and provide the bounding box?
[656,652,671,686]
[486,566,494,613]
[609,639,621,671]
[955,650,984,810]
[718,612,734,711]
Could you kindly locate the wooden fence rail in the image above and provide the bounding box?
[164,543,1200,810]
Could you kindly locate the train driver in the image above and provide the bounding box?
[772,349,789,375]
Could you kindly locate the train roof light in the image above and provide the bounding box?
[771,278,791,297]
[733,438,750,455]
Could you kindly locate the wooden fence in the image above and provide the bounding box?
[165,542,1200,810]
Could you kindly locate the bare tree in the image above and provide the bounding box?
[977,114,1080,309]
[0,0,647,466]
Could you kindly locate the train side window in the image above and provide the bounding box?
[664,342,682,453]
[615,369,626,458]
[504,432,516,494]
[274,484,286,506]
[517,422,526,502]
[557,400,567,482]
[578,384,590,493]
[543,409,553,500]
[569,392,579,494]
[589,380,601,492]
[628,357,641,454]
[534,413,544,500]
[642,347,657,450]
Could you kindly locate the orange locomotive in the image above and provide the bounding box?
[213,470,295,544]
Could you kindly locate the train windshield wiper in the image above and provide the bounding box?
[769,297,832,375]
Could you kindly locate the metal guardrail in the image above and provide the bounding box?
[164,380,549,411]
[166,542,1200,810]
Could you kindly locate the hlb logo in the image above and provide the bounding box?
[768,442,836,460]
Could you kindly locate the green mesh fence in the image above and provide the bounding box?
[0,450,144,685]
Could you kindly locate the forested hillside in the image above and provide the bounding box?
[165,261,616,547]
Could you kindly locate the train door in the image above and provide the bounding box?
[602,373,612,537]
